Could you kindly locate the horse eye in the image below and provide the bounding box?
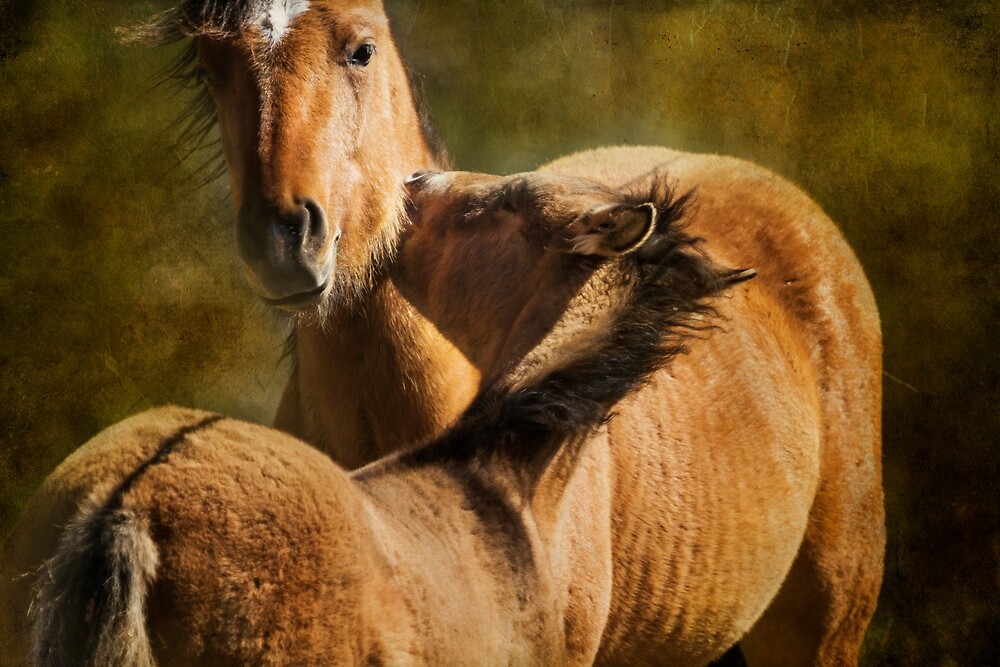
[348,43,375,66]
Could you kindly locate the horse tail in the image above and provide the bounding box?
[30,498,158,667]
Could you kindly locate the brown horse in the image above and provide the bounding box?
[400,169,883,666]
[124,0,484,468]
[17,177,743,665]
[4,1,883,664]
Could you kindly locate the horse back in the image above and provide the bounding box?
[542,145,881,365]
[543,146,882,488]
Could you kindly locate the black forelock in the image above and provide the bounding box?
[127,1,266,44]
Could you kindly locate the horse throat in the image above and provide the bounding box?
[286,276,480,468]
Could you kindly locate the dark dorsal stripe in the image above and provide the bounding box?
[105,414,225,511]
[30,413,225,665]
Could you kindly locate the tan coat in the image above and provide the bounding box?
[0,5,882,663]
[4,177,758,664]
[395,161,885,665]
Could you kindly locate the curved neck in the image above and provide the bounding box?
[285,274,480,468]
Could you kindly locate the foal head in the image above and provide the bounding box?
[135,1,440,311]
[397,170,754,390]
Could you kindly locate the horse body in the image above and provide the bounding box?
[542,147,885,665]
[8,185,742,664]
[393,165,882,665]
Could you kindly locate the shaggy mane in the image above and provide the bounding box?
[396,180,752,480]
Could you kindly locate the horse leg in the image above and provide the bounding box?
[739,455,885,665]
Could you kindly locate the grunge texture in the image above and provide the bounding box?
[1,1,997,663]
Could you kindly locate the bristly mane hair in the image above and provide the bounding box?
[393,179,754,492]
[119,2,264,187]
[119,1,450,187]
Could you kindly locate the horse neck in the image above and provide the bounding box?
[291,277,480,468]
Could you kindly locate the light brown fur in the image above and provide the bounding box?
[15,407,575,665]
[2,0,882,661]
[3,166,882,665]
[4,187,734,664]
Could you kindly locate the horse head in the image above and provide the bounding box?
[397,170,754,389]
[139,1,438,310]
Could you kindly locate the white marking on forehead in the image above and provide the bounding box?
[420,172,453,194]
[259,0,310,45]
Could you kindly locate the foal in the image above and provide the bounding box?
[23,174,742,665]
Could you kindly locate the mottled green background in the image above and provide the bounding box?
[1,0,997,663]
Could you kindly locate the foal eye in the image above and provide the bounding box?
[348,43,376,66]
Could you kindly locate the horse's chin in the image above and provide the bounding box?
[241,253,335,314]
[259,281,331,313]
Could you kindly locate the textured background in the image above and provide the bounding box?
[1,1,998,663]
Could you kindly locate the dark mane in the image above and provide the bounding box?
[119,2,265,184]
[121,2,450,187]
[393,180,754,485]
[126,1,264,43]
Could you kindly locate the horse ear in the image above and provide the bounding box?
[567,203,657,257]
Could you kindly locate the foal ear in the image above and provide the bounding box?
[567,203,657,257]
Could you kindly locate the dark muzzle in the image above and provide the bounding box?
[237,197,337,310]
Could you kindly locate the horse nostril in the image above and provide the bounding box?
[300,198,327,240]
[270,206,308,249]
